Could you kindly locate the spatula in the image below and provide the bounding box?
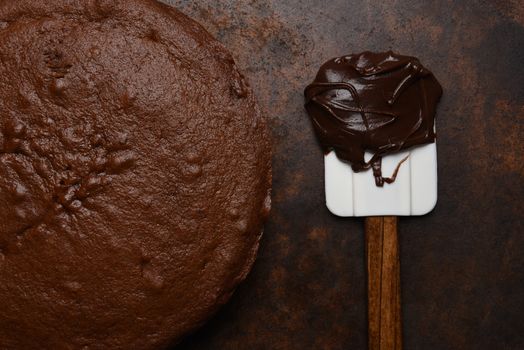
[305,51,443,350]
[326,144,437,349]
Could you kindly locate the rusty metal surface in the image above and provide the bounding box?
[161,0,524,349]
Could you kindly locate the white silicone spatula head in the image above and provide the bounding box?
[305,51,442,218]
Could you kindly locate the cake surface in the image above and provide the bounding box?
[0,0,271,348]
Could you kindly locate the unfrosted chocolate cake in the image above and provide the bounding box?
[0,0,271,349]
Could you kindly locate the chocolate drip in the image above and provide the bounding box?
[305,51,442,186]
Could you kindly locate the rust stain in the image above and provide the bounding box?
[307,227,328,242]
[493,0,524,25]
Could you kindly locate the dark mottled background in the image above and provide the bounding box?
[161,0,524,349]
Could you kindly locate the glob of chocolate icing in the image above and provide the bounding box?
[305,51,443,186]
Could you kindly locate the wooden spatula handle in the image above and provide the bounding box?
[365,216,402,350]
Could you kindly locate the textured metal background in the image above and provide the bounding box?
[161,1,524,349]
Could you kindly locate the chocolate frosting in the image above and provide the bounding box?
[305,51,442,186]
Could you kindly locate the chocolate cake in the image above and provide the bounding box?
[0,0,271,348]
